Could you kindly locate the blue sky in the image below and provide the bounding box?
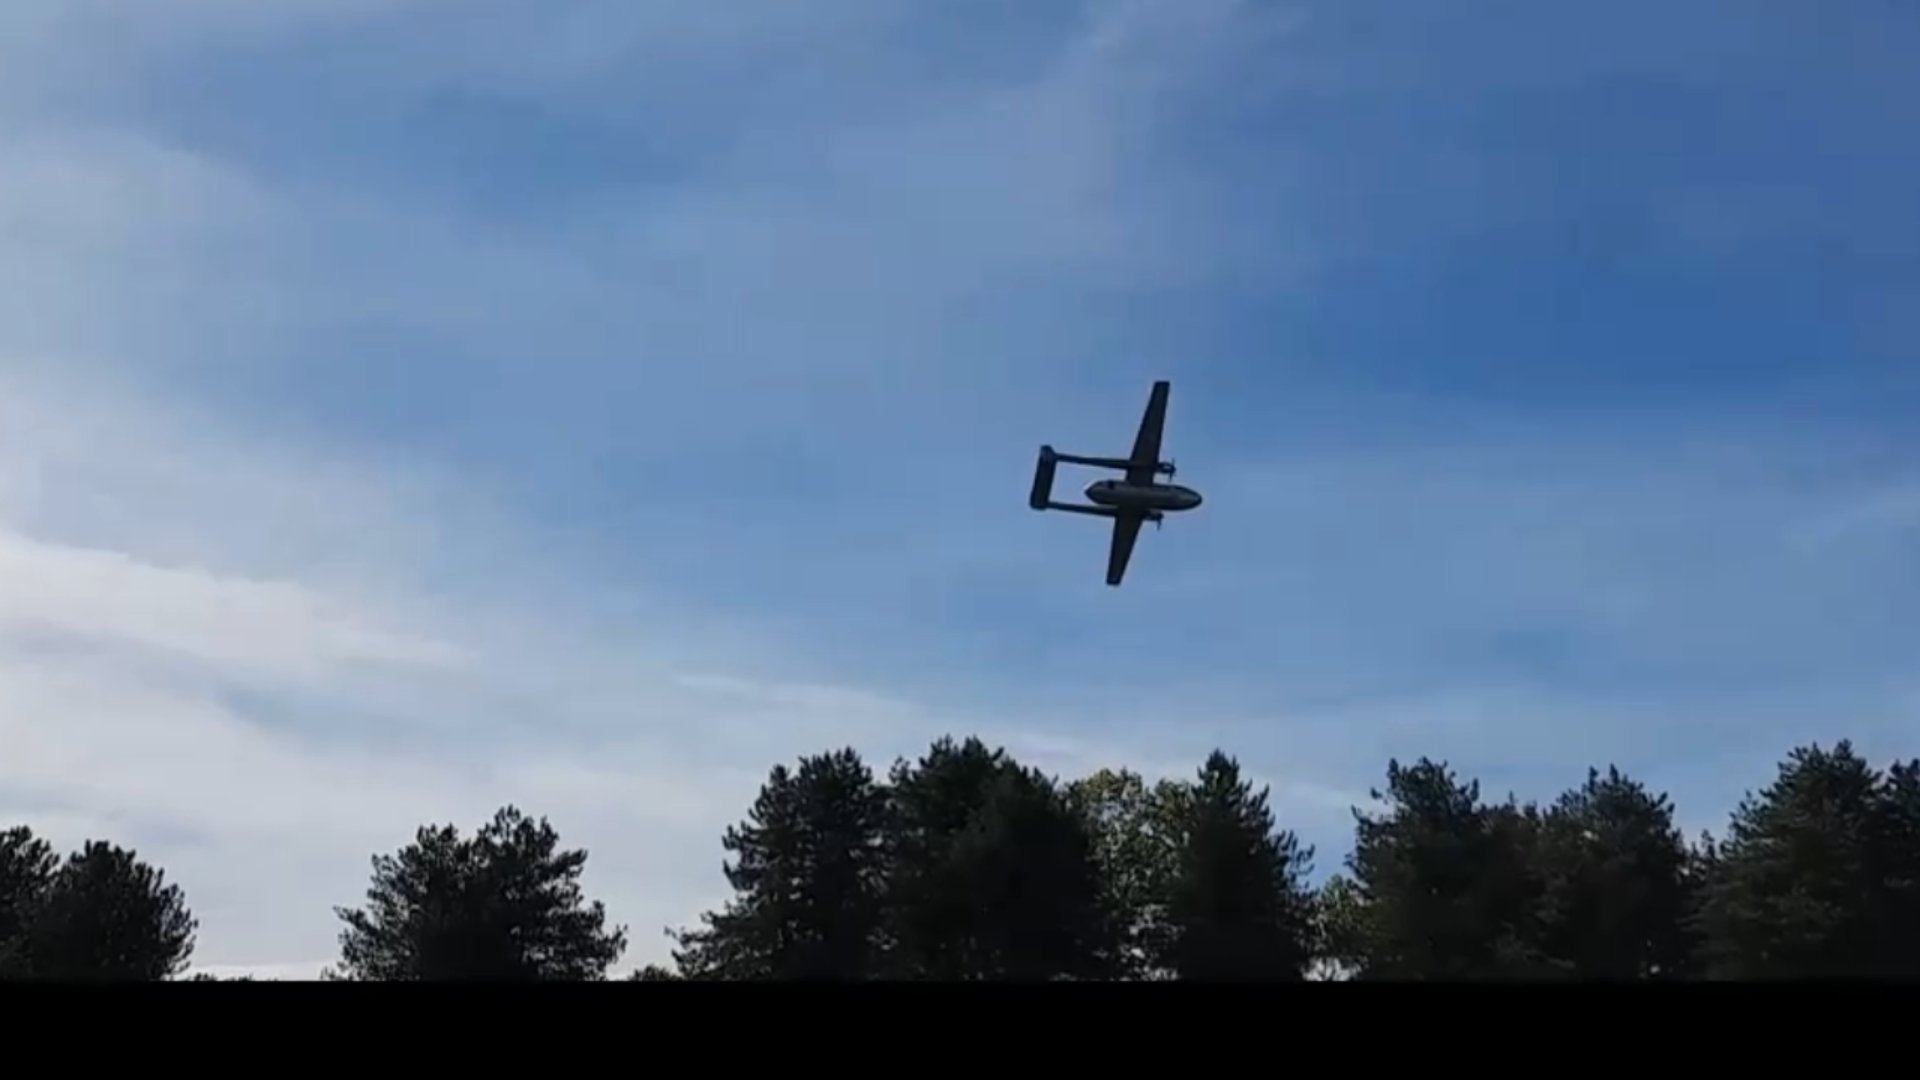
[1,0,1917,974]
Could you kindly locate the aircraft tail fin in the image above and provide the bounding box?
[1030,445,1058,510]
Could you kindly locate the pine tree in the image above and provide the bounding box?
[1158,752,1316,980]
[673,749,888,979]
[335,806,626,980]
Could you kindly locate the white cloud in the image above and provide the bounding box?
[0,370,1366,974]
[0,532,463,677]
[0,374,817,971]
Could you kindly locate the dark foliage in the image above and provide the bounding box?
[1691,742,1920,978]
[879,737,1118,979]
[15,734,1920,979]
[1338,759,1545,979]
[1066,768,1182,977]
[334,805,627,980]
[658,738,1920,981]
[0,826,57,978]
[5,839,196,980]
[1531,766,1697,979]
[672,748,888,979]
[1158,752,1317,980]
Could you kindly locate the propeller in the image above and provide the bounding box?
[1159,459,1177,479]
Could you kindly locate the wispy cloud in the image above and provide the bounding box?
[2,0,1917,972]
[5,382,881,965]
[0,368,1317,972]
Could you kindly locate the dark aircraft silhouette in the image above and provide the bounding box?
[1029,380,1202,587]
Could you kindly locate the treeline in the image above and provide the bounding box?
[4,737,1918,979]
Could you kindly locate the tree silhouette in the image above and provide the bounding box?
[1693,742,1916,978]
[673,748,888,979]
[1158,751,1318,980]
[11,730,1920,980]
[16,840,196,980]
[1066,768,1184,977]
[0,826,59,978]
[880,738,1117,980]
[335,806,626,980]
[1531,766,1696,979]
[1339,759,1544,979]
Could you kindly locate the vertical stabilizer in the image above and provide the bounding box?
[1029,446,1058,510]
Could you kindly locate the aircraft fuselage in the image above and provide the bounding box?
[1083,479,1203,513]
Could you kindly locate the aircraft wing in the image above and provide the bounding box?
[1125,380,1170,484]
[1105,512,1146,587]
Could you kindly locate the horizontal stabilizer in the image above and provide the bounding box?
[1030,445,1058,510]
